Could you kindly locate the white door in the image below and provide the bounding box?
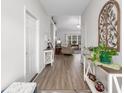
[26,11,37,81]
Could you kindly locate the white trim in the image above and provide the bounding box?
[0,0,1,90]
[113,76,121,93]
[108,74,113,93]
[32,66,45,82]
[24,6,40,81]
[36,20,40,73]
[83,55,86,81]
[24,6,26,81]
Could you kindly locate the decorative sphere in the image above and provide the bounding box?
[95,81,104,92]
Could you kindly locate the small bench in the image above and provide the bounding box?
[3,82,37,93]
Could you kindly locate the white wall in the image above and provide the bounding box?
[81,0,122,65]
[1,0,51,90]
[56,30,80,46]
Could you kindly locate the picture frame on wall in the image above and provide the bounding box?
[98,0,120,51]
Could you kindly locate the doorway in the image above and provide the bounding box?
[24,8,39,81]
[34,16,90,93]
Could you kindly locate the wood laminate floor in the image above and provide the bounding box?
[39,90,91,93]
[34,54,90,92]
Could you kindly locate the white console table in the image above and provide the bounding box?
[83,54,122,93]
[43,49,54,66]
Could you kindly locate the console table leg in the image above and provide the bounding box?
[108,75,112,93]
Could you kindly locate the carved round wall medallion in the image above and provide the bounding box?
[98,0,120,51]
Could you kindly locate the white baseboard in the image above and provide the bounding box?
[32,66,45,82]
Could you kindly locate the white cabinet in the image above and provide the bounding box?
[43,49,54,66]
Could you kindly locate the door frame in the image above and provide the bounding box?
[50,19,56,49]
[24,6,39,81]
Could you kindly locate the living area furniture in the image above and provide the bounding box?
[3,82,37,93]
[43,49,54,66]
[55,47,62,55]
[83,54,122,93]
[61,47,73,55]
[71,44,79,50]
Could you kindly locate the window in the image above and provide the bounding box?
[78,35,81,45]
[68,36,71,45]
[67,35,81,46]
[72,35,77,45]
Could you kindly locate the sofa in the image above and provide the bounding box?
[61,47,73,55]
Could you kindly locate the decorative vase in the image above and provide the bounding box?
[95,81,104,92]
[100,51,112,64]
[88,73,96,82]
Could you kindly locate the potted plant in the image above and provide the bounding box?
[91,46,100,62]
[91,43,118,64]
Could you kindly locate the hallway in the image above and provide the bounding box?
[1,0,122,92]
[35,54,90,92]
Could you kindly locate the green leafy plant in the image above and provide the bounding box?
[91,43,118,64]
[91,47,100,62]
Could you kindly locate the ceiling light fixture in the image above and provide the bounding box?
[77,24,80,29]
[77,16,81,29]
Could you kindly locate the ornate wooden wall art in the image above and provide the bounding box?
[98,0,120,51]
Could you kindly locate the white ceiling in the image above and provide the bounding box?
[40,0,91,15]
[53,16,81,31]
